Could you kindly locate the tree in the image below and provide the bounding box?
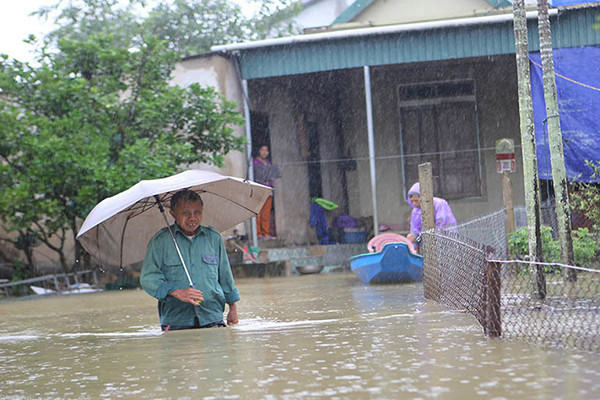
[38,0,303,58]
[536,0,576,281]
[0,2,247,273]
[512,0,545,299]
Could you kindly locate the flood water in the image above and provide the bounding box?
[1,273,599,399]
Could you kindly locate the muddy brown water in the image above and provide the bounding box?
[1,273,599,399]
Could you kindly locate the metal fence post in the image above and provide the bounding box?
[486,261,502,337]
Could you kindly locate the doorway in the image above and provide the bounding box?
[251,111,270,160]
[306,121,323,199]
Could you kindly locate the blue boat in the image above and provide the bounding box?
[349,242,424,284]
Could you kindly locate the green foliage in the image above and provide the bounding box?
[38,0,303,58]
[0,1,249,271]
[570,160,600,228]
[142,0,302,57]
[508,226,599,268]
[572,228,598,267]
[508,225,560,263]
[10,262,29,282]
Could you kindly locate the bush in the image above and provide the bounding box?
[570,160,600,227]
[508,226,599,268]
[572,228,598,267]
[508,225,560,263]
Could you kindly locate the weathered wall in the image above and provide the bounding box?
[295,0,352,29]
[245,54,526,239]
[338,55,525,229]
[248,74,350,245]
[353,0,496,25]
[172,54,247,179]
[171,54,251,239]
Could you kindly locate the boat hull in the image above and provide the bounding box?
[350,242,423,284]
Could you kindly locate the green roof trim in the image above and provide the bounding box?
[485,0,512,8]
[332,0,375,24]
[238,6,600,80]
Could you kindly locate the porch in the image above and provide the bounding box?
[228,241,369,278]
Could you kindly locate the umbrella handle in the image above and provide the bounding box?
[154,195,195,288]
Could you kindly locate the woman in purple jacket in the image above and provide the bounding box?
[406,182,457,251]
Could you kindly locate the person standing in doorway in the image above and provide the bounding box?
[253,145,281,240]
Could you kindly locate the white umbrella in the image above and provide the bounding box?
[77,170,272,275]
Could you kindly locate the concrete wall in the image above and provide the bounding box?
[248,74,350,244]
[244,55,526,240]
[244,56,524,244]
[172,54,247,179]
[338,55,525,229]
[296,0,353,29]
[172,54,252,238]
[353,0,496,25]
[248,79,311,244]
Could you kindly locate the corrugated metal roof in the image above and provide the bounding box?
[233,6,600,80]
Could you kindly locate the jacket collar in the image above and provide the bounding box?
[173,224,206,238]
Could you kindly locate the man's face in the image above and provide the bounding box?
[409,194,421,209]
[170,200,203,236]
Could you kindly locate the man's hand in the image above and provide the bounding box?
[406,233,416,243]
[169,288,204,305]
[227,302,238,325]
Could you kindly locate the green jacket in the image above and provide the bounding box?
[140,224,240,327]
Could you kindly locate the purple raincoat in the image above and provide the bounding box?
[407,182,457,237]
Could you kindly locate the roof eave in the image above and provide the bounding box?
[211,9,557,53]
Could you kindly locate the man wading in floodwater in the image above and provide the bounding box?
[140,190,239,331]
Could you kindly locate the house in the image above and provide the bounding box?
[295,0,354,29]
[173,0,600,247]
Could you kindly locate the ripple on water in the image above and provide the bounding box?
[231,317,338,333]
[58,329,162,339]
[0,332,43,343]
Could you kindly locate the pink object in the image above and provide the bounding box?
[367,233,417,254]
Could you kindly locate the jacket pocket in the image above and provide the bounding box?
[202,254,219,264]
[201,253,219,280]
[163,256,184,282]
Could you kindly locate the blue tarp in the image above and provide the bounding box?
[529,46,600,182]
[552,0,599,6]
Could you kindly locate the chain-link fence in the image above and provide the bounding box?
[450,204,587,259]
[449,205,560,259]
[450,209,509,258]
[422,230,600,352]
[496,260,600,351]
[422,232,501,338]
